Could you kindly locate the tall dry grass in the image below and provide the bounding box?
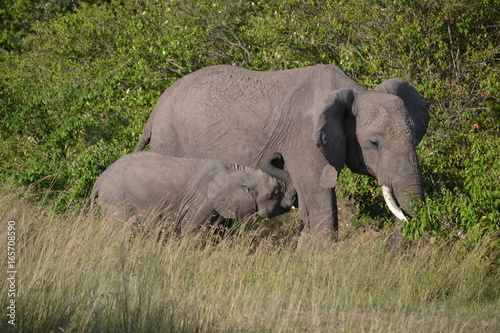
[1,183,499,332]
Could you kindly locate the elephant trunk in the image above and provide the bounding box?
[257,153,297,209]
[393,182,424,218]
[257,153,293,184]
[382,174,424,220]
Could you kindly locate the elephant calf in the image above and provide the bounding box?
[91,151,296,234]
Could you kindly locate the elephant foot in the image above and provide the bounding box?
[297,229,336,252]
[385,227,406,249]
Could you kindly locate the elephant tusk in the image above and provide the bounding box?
[381,185,406,221]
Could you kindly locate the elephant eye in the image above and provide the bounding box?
[245,186,257,196]
[369,138,380,148]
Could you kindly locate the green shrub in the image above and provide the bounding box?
[0,0,108,52]
[0,0,498,241]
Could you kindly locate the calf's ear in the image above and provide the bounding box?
[207,171,257,219]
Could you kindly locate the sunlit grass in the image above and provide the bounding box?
[1,184,498,332]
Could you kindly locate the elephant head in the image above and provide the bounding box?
[207,166,292,220]
[256,152,298,210]
[313,79,429,219]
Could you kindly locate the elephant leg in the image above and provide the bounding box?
[385,217,406,249]
[178,202,217,237]
[285,151,339,247]
[297,186,339,247]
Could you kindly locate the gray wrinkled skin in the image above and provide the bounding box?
[91,151,296,234]
[135,65,429,243]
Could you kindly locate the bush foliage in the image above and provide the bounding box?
[1,0,499,241]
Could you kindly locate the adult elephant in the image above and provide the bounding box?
[135,65,429,243]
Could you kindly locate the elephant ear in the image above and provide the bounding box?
[207,171,257,219]
[312,89,354,188]
[374,79,430,145]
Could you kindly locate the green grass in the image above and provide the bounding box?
[1,185,499,332]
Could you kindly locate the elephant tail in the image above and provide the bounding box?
[96,164,107,171]
[135,118,152,151]
[90,172,103,213]
[90,186,98,213]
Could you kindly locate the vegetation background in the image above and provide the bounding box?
[0,0,499,331]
